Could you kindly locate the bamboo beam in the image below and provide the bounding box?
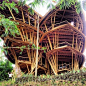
[34,15,37,27]
[48,57,57,75]
[76,36,77,50]
[31,52,42,73]
[57,34,59,47]
[32,31,34,43]
[51,16,52,24]
[54,15,55,24]
[45,24,48,32]
[79,41,81,52]
[19,29,24,41]
[57,51,58,72]
[26,50,31,62]
[53,35,55,49]
[52,24,54,29]
[28,12,30,25]
[55,32,56,48]
[72,52,73,70]
[26,64,29,74]
[47,36,52,50]
[21,7,25,23]
[25,30,28,41]
[55,53,57,73]
[21,28,25,41]
[72,33,74,48]
[41,58,42,65]
[30,32,32,43]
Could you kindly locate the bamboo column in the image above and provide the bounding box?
[28,12,30,25]
[76,36,78,50]
[34,15,37,27]
[57,51,58,73]
[26,64,29,74]
[72,52,73,70]
[55,53,57,74]
[72,33,74,48]
[21,7,25,23]
[10,49,21,77]
[45,24,48,32]
[47,36,53,50]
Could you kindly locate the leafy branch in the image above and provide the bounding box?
[0,14,19,37]
[0,0,19,20]
[58,0,81,13]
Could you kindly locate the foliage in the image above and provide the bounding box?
[0,0,19,14]
[18,0,27,7]
[14,69,86,85]
[1,69,86,85]
[28,0,45,15]
[0,59,13,81]
[0,14,19,37]
[58,0,81,13]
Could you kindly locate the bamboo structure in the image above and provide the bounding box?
[0,1,85,75]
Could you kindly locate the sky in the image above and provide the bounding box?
[0,0,86,67]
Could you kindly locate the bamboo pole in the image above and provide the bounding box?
[34,15,37,27]
[26,64,29,74]
[72,33,74,48]
[28,12,30,25]
[57,51,58,73]
[21,7,25,23]
[35,14,39,77]
[53,35,55,49]
[8,7,15,20]
[72,52,73,70]
[55,53,57,74]
[47,36,52,50]
[45,24,48,32]
[55,32,56,48]
[76,36,77,50]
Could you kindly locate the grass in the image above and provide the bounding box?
[0,68,86,86]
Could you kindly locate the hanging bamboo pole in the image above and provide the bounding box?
[35,14,39,77]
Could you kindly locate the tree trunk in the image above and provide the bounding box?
[8,7,15,20]
[35,14,39,77]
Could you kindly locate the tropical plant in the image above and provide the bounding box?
[57,0,81,13]
[0,59,13,81]
[0,0,19,20]
[0,14,19,37]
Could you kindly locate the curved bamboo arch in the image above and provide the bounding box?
[40,7,83,33]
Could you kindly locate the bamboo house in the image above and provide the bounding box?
[0,0,86,75]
